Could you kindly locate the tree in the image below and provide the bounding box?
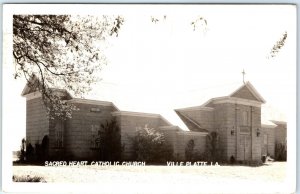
[275,142,287,161]
[18,138,26,162]
[13,15,124,119]
[131,125,173,163]
[204,131,222,162]
[269,31,288,58]
[185,139,195,161]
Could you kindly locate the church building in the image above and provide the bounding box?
[176,82,267,161]
[21,78,286,162]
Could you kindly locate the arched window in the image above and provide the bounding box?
[90,124,101,149]
[242,111,249,126]
[54,121,64,148]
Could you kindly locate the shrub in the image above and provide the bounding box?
[184,139,205,162]
[131,125,173,164]
[18,138,26,162]
[261,155,267,163]
[16,135,50,163]
[25,143,34,161]
[13,175,46,182]
[203,131,223,162]
[100,118,123,161]
[275,143,287,161]
[41,135,49,160]
[35,143,42,161]
[230,155,236,164]
[185,139,195,161]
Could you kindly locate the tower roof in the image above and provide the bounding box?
[229,81,266,103]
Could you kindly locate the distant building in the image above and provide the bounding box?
[22,79,286,162]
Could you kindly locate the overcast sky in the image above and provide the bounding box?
[3,5,296,151]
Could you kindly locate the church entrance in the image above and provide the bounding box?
[240,134,251,161]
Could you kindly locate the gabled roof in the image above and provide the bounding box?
[21,75,40,96]
[174,81,266,132]
[229,81,266,103]
[21,75,73,99]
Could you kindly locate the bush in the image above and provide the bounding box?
[261,155,267,163]
[18,138,26,162]
[203,131,223,162]
[131,125,173,164]
[13,175,46,182]
[185,139,195,161]
[275,143,287,161]
[230,155,236,164]
[41,135,49,160]
[25,143,34,161]
[100,118,123,161]
[184,139,205,162]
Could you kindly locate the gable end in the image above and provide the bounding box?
[229,82,266,103]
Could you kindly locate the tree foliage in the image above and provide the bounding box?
[275,142,287,161]
[185,139,195,161]
[204,131,222,162]
[18,138,26,162]
[132,125,173,163]
[191,16,207,32]
[269,31,288,58]
[13,15,124,119]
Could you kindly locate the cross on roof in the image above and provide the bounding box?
[242,69,246,84]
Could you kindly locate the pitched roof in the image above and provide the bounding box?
[229,81,266,103]
[174,110,208,132]
[21,75,73,99]
[21,75,40,96]
[174,81,269,131]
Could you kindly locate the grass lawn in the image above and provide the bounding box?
[12,162,288,193]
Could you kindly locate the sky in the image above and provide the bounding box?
[2,5,296,151]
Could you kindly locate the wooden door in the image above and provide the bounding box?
[240,134,251,161]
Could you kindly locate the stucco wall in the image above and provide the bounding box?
[261,126,275,157]
[173,132,207,160]
[213,102,262,161]
[250,106,262,161]
[26,97,49,146]
[213,103,232,160]
[62,102,117,160]
[114,113,172,160]
[274,124,287,145]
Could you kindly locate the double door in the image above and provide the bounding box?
[240,134,251,161]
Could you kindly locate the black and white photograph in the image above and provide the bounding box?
[2,4,296,194]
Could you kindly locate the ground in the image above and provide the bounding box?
[12,162,288,194]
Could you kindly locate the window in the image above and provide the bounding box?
[54,120,64,148]
[90,107,101,113]
[242,111,249,126]
[90,124,101,148]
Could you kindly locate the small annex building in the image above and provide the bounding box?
[22,78,287,162]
